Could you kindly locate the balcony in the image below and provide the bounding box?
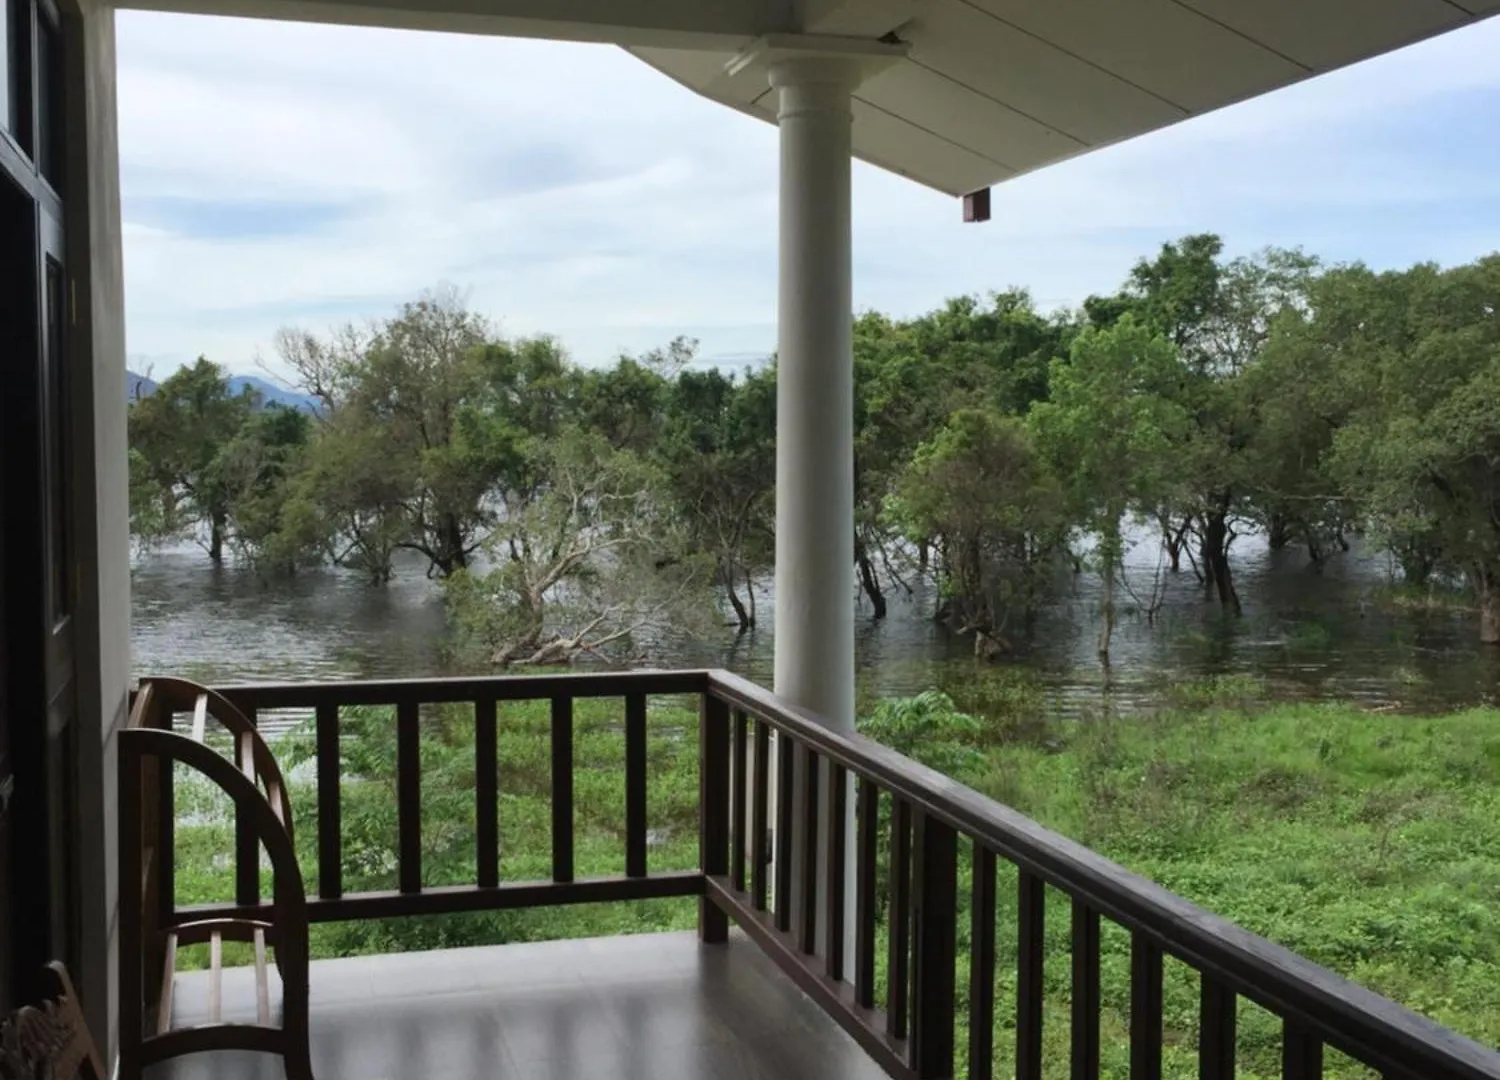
[121,670,1500,1080]
[143,931,888,1080]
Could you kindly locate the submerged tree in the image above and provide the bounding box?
[444,431,714,665]
[891,408,1065,645]
[127,358,257,561]
[1031,317,1186,659]
[1325,258,1500,643]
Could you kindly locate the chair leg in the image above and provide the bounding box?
[283,1039,316,1080]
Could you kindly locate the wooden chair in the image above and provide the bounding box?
[0,962,107,1080]
[119,676,313,1080]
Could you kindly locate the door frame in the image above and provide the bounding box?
[0,0,78,1009]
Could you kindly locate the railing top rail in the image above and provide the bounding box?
[704,668,1500,1080]
[197,669,711,709]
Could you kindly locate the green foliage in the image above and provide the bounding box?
[127,357,258,559]
[891,408,1066,631]
[130,239,1500,651]
[858,691,987,780]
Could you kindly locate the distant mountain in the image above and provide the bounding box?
[125,369,320,413]
[226,375,321,414]
[126,369,158,401]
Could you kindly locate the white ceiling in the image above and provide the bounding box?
[630,0,1500,196]
[126,0,1499,199]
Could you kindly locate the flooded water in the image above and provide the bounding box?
[131,528,1500,730]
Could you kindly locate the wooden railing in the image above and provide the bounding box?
[133,668,1500,1080]
[704,673,1500,1080]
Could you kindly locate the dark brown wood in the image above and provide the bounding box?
[551,696,574,885]
[731,709,748,891]
[1016,870,1045,1080]
[855,778,879,1009]
[216,669,709,711]
[397,700,421,894]
[157,747,176,936]
[910,811,957,1079]
[1200,975,1236,1080]
[625,693,648,879]
[474,698,498,889]
[119,721,314,1080]
[799,745,820,954]
[117,736,144,1079]
[969,845,996,1080]
[315,702,341,899]
[1073,900,1101,1080]
[963,187,992,223]
[178,871,704,924]
[700,693,731,943]
[775,733,795,933]
[138,1024,289,1066]
[825,762,848,981]
[886,797,912,1041]
[706,876,917,1080]
[751,719,770,911]
[704,667,1500,1080]
[1132,932,1164,1080]
[1283,1022,1323,1080]
[234,705,257,905]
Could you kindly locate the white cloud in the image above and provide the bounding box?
[118,11,1500,379]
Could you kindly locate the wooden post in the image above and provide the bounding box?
[699,693,730,942]
[911,810,957,1078]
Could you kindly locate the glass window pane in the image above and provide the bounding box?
[4,0,29,148]
[37,10,59,184]
[45,257,70,621]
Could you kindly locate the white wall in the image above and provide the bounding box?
[63,0,128,1061]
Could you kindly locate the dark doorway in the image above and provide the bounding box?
[0,0,74,1012]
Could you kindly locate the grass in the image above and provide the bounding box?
[170,679,1500,1078]
[964,696,1500,1077]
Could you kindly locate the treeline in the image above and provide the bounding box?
[128,236,1500,656]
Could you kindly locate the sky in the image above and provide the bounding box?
[118,10,1500,383]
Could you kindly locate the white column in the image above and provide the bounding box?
[771,56,858,733]
[768,55,859,969]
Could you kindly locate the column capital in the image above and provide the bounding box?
[727,32,907,89]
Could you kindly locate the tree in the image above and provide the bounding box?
[444,431,713,665]
[212,404,317,574]
[891,409,1065,641]
[1086,237,1316,610]
[279,290,545,579]
[126,358,256,560]
[851,293,1077,617]
[655,365,776,630]
[1324,258,1500,643]
[1031,318,1187,659]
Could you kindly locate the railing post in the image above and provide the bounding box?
[550,697,574,885]
[475,698,499,889]
[316,702,342,899]
[397,700,422,894]
[235,704,258,906]
[625,693,649,879]
[911,809,957,1078]
[699,691,731,942]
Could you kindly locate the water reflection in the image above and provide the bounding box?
[131,528,1500,722]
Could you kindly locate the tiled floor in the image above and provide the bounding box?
[144,930,891,1080]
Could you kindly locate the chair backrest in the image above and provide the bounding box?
[0,963,106,1080]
